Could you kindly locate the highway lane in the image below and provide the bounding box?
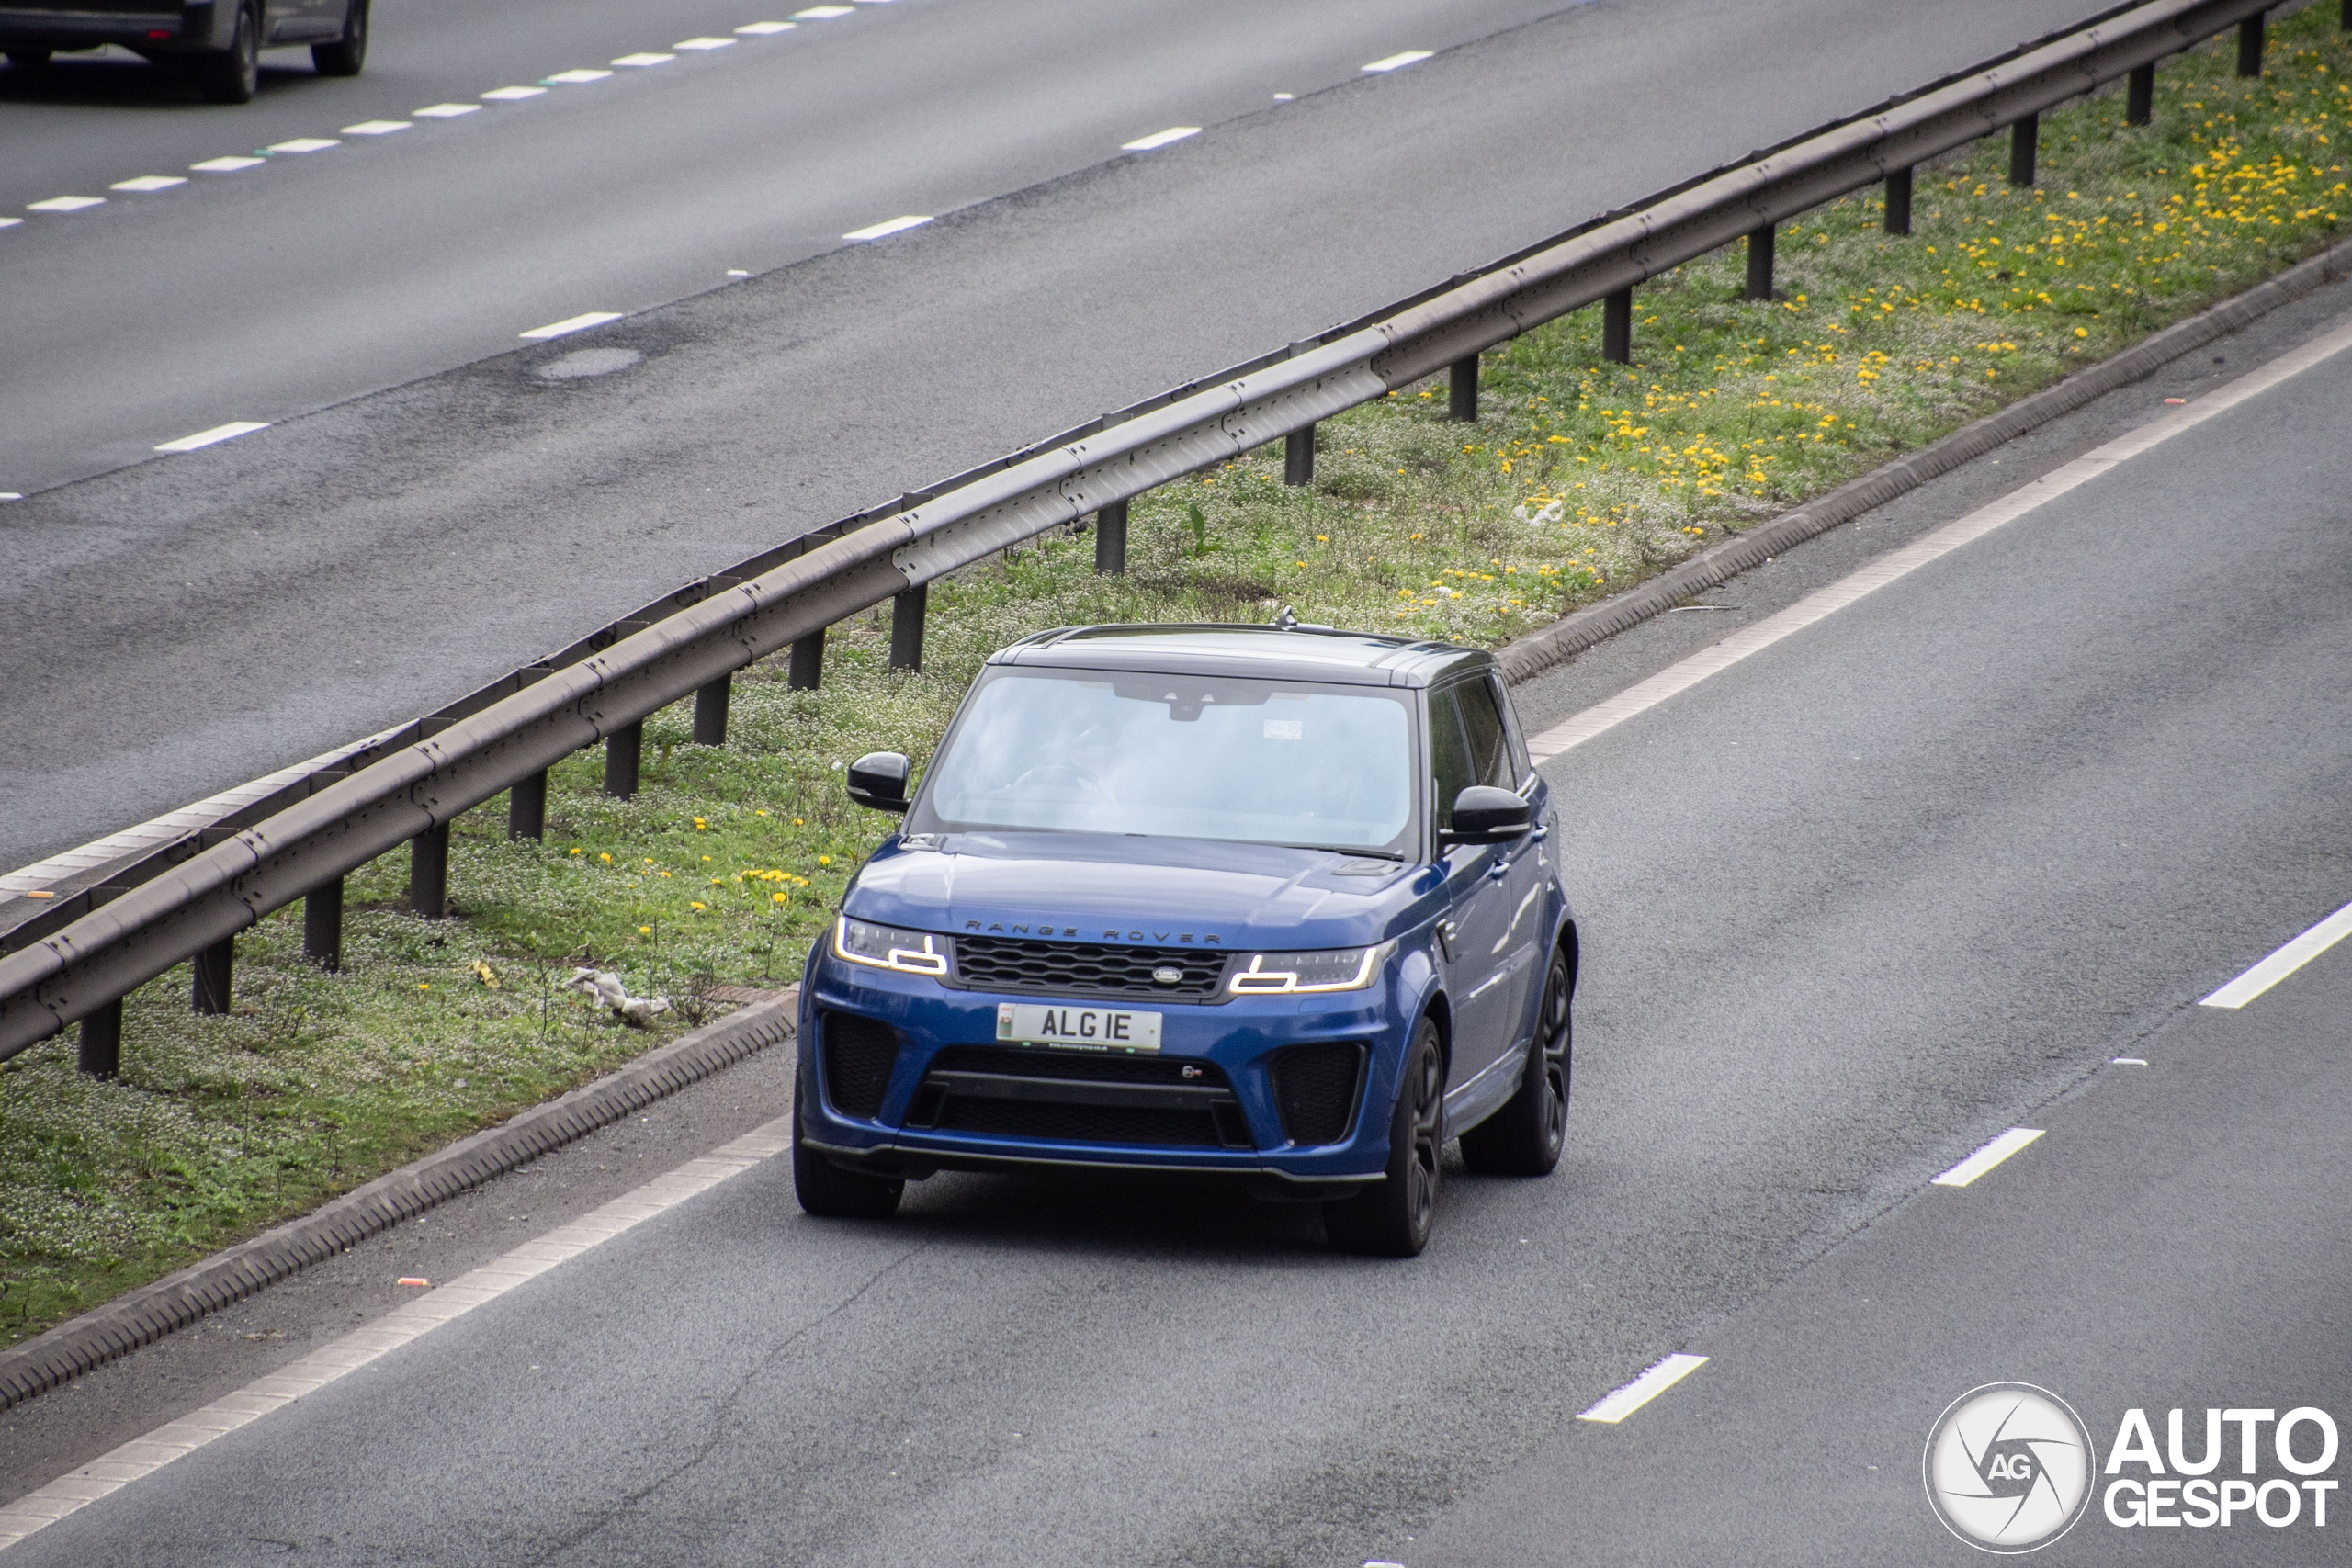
[5,254,2346,1567]
[0,0,2104,872]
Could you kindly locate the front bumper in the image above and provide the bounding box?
[799,950,1413,1187]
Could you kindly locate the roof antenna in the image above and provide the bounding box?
[1271,604,1300,631]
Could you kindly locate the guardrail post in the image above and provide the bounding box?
[508,769,546,840]
[788,628,827,688]
[1602,288,1632,364]
[192,936,232,1016]
[1744,223,1775,300]
[2127,62,2154,125]
[1448,355,1478,421]
[410,820,449,918]
[889,583,928,672]
[78,998,122,1078]
[2008,113,2038,187]
[604,721,641,799]
[693,675,730,746]
[1093,501,1128,573]
[2237,12,2264,77]
[1884,167,1912,235]
[1284,427,1315,484]
[304,876,343,971]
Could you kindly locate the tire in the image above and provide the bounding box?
[1460,945,1572,1177]
[791,1084,903,1219]
[311,0,367,77]
[6,49,52,70]
[1325,1015,1445,1257]
[191,1,259,104]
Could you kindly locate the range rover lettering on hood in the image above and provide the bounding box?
[964,921,1224,944]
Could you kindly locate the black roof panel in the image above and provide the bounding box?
[989,624,1491,687]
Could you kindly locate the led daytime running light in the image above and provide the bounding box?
[1227,941,1393,995]
[834,916,950,976]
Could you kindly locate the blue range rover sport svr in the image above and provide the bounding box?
[796,622,1577,1256]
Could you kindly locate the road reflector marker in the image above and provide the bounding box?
[737,20,797,32]
[1363,50,1432,73]
[111,175,187,192]
[0,491,22,500]
[28,196,105,212]
[1932,1127,2042,1188]
[341,120,409,136]
[2199,897,2352,1009]
[520,312,624,341]
[842,214,931,241]
[1578,1353,1708,1423]
[266,138,340,153]
[2111,1056,2148,1066]
[413,103,480,118]
[1122,126,1201,152]
[612,52,673,66]
[155,422,269,454]
[481,85,548,100]
[543,68,613,84]
[674,36,736,49]
[396,1277,430,1287]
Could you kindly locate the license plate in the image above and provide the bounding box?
[996,1002,1162,1053]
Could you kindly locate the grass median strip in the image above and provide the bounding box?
[6,10,2350,1350]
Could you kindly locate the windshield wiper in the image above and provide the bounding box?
[1279,844,1406,860]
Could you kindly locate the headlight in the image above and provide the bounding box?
[833,916,952,976]
[1227,940,1395,995]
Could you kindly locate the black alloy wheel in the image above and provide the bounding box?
[191,0,259,104]
[1460,945,1572,1177]
[1325,1016,1445,1257]
[790,1083,904,1219]
[312,0,368,77]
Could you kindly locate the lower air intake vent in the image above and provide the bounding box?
[821,1011,900,1120]
[1270,1042,1366,1146]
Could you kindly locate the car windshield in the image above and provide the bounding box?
[912,668,1417,854]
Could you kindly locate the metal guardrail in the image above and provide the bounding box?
[0,0,2287,1061]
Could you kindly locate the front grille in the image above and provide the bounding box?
[954,937,1227,1001]
[820,1011,900,1119]
[904,1044,1251,1149]
[1270,1042,1367,1146]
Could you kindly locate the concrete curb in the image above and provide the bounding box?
[0,987,798,1412]
[1497,234,2352,686]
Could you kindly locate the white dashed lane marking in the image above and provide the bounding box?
[189,155,266,172]
[737,20,797,33]
[674,36,736,50]
[1931,1127,2043,1188]
[543,68,613,85]
[153,422,269,454]
[110,176,187,192]
[843,214,931,241]
[481,85,548,100]
[2199,897,2352,1010]
[612,52,673,66]
[340,120,410,136]
[27,196,103,212]
[1363,50,1432,72]
[265,138,340,153]
[1577,1353,1709,1423]
[0,219,17,231]
[1122,126,1200,152]
[413,103,479,118]
[519,311,624,340]
[796,5,855,16]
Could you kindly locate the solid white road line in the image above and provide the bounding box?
[843,214,931,241]
[674,36,736,50]
[265,138,340,153]
[413,103,480,118]
[519,311,623,340]
[340,120,409,135]
[189,155,266,171]
[1122,126,1200,152]
[1363,50,1433,72]
[543,68,613,84]
[0,1119,795,1553]
[110,176,187,192]
[1524,318,2352,765]
[737,19,797,32]
[612,51,673,66]
[1577,1353,1708,1423]
[28,197,103,212]
[153,422,269,454]
[481,85,547,100]
[2199,896,2352,1009]
[1931,1127,2043,1188]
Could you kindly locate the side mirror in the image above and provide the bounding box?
[1440,784,1532,847]
[846,751,911,814]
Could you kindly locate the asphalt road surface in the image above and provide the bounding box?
[0,0,2105,872]
[5,243,2346,1566]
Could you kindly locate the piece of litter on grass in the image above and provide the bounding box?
[1511,498,1565,526]
[565,966,671,1024]
[397,1277,430,1287]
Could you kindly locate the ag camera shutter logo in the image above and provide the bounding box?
[1923,1382,2098,1552]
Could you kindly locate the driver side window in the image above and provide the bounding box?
[1428,684,1476,831]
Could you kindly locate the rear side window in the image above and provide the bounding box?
[1453,678,1514,789]
[1428,684,1476,829]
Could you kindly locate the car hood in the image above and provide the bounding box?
[843,831,1425,952]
